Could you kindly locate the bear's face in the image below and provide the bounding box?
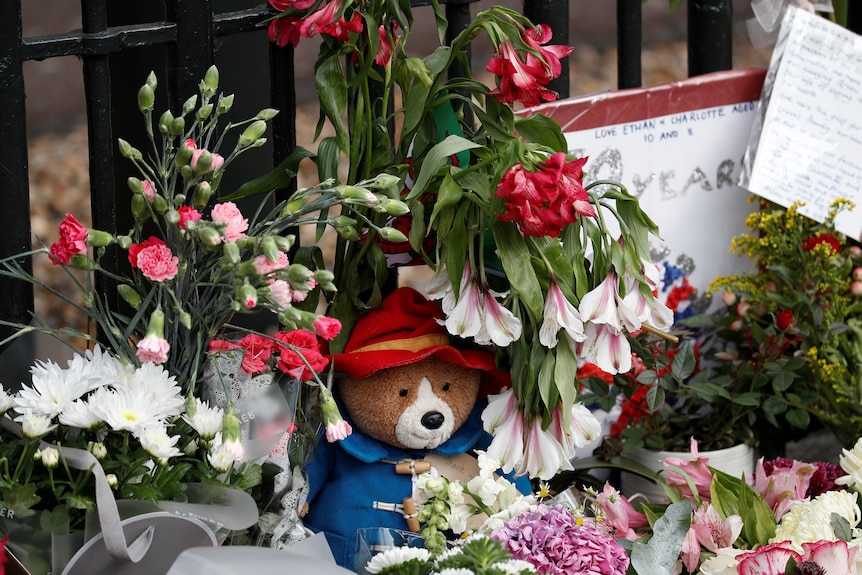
[337,356,481,450]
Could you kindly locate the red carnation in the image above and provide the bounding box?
[802,233,841,254]
[776,309,793,331]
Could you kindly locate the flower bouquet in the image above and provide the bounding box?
[264,0,673,484]
[567,436,862,575]
[705,198,862,448]
[0,65,396,571]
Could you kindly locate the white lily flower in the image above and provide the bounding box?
[520,418,569,480]
[578,273,623,330]
[444,274,484,339]
[539,279,585,348]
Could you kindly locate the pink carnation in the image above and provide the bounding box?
[49,213,89,265]
[253,252,289,275]
[211,202,249,242]
[236,333,275,374]
[268,279,294,309]
[178,206,202,230]
[136,334,170,364]
[313,317,342,341]
[134,242,179,282]
[141,180,156,202]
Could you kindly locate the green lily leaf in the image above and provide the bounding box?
[220,146,313,201]
[489,220,544,318]
[513,113,567,151]
[315,53,349,153]
[407,135,483,202]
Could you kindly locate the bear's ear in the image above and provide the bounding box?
[336,373,404,448]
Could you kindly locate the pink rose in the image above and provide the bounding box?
[253,252,289,275]
[134,242,179,282]
[237,333,275,374]
[313,316,342,341]
[136,333,170,364]
[211,202,248,242]
[178,206,202,230]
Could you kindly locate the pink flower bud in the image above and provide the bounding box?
[853,267,862,281]
[721,291,737,307]
[852,281,862,297]
[736,302,751,317]
[729,319,744,331]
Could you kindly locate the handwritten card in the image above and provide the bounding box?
[525,69,765,312]
[740,6,862,241]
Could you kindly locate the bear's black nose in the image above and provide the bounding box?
[421,411,444,430]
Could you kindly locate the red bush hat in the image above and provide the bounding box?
[329,287,509,393]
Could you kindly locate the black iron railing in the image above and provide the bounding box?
[0,0,748,348]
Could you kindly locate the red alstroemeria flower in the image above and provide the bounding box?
[269,0,316,10]
[300,0,363,42]
[521,24,574,82]
[801,232,841,254]
[268,14,304,47]
[374,24,397,66]
[496,153,595,238]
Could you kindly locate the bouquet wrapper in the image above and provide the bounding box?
[0,418,259,575]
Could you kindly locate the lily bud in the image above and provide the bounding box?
[158,110,174,135]
[255,108,279,121]
[223,241,241,265]
[175,139,195,167]
[287,264,313,283]
[152,194,168,215]
[369,173,401,190]
[137,84,155,112]
[218,94,235,114]
[131,195,149,220]
[274,235,295,252]
[182,95,198,116]
[336,227,361,241]
[336,185,378,204]
[221,405,242,443]
[380,197,409,216]
[198,227,222,247]
[237,284,258,309]
[239,120,267,149]
[116,284,142,309]
[262,236,280,262]
[378,227,408,243]
[195,103,213,122]
[86,229,114,247]
[180,311,193,330]
[193,181,213,207]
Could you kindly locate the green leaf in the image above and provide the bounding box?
[489,220,544,318]
[429,173,463,227]
[537,346,556,411]
[631,542,668,575]
[832,512,853,541]
[785,408,810,429]
[406,135,482,202]
[315,53,349,153]
[3,482,41,519]
[646,385,665,412]
[670,340,697,379]
[554,338,579,425]
[513,113,567,151]
[650,501,692,571]
[220,147,313,201]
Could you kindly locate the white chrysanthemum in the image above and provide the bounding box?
[496,560,538,574]
[38,446,59,468]
[14,357,98,418]
[837,437,862,489]
[772,490,861,550]
[0,388,13,415]
[16,412,57,438]
[365,547,431,574]
[208,443,235,472]
[138,425,182,460]
[126,363,184,417]
[79,345,131,386]
[58,399,103,429]
[91,386,169,434]
[183,398,224,439]
[437,569,475,575]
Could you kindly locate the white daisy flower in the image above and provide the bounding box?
[0,388,13,415]
[365,547,431,574]
[91,386,167,434]
[38,446,60,468]
[437,569,475,575]
[138,425,182,460]
[497,560,537,574]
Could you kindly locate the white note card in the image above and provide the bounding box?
[741,6,862,241]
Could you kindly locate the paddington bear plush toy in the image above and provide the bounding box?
[302,287,529,569]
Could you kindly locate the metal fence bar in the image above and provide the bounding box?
[165,0,216,112]
[81,0,120,316]
[617,0,643,89]
[0,0,34,342]
[688,0,733,76]
[524,0,570,97]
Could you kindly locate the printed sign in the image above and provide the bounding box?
[526,69,766,312]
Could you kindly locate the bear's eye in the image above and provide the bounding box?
[399,389,409,397]
[442,383,451,391]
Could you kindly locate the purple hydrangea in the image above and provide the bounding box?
[491,504,629,575]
